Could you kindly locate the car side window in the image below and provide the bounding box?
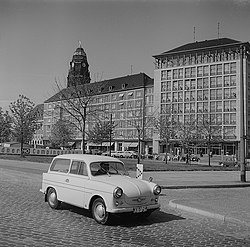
[70,161,88,176]
[50,159,70,173]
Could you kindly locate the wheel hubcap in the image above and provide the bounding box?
[95,203,105,219]
[49,192,56,205]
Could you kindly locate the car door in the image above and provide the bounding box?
[63,160,89,208]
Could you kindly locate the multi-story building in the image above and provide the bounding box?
[30,103,44,147]
[153,38,250,157]
[42,44,154,154]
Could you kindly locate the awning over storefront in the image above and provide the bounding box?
[88,142,114,147]
[123,142,138,148]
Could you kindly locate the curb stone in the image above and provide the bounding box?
[169,199,250,227]
[160,183,250,189]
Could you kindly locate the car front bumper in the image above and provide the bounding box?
[108,203,160,214]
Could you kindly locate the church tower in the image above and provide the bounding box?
[67,42,91,87]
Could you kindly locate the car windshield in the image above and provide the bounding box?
[90,161,128,176]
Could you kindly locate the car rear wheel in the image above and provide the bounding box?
[47,188,61,209]
[92,198,110,225]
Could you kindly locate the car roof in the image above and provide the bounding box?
[53,154,123,164]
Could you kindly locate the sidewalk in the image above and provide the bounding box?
[141,170,250,227]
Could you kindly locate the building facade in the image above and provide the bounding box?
[153,38,250,157]
[42,44,154,153]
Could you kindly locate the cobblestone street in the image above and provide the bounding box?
[0,164,250,246]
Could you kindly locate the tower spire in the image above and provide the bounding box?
[78,40,82,48]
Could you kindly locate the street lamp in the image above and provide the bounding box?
[239,45,246,182]
[109,113,112,156]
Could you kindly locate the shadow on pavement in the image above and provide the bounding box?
[59,202,185,227]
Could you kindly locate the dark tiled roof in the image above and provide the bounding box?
[154,38,241,57]
[44,73,153,103]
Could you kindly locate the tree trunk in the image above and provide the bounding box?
[20,133,24,158]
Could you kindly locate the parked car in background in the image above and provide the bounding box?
[40,154,161,225]
[219,155,238,167]
[123,151,138,159]
[190,155,200,162]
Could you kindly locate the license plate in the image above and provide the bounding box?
[133,206,147,213]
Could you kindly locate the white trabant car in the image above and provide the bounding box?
[40,154,161,224]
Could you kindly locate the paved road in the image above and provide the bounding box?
[0,160,250,246]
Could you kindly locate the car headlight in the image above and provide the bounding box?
[113,187,123,199]
[153,185,161,195]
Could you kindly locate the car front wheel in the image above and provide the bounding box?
[47,188,61,209]
[92,198,110,225]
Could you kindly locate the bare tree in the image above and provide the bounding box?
[9,95,38,157]
[154,109,178,164]
[0,107,11,143]
[55,80,106,153]
[197,113,223,166]
[88,119,116,151]
[49,119,75,149]
[127,104,154,164]
[177,115,198,164]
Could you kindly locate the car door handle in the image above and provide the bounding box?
[65,179,69,183]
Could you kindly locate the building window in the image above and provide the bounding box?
[197,78,203,89]
[224,76,230,87]
[216,101,222,112]
[173,69,178,79]
[230,75,236,86]
[231,62,236,73]
[173,92,178,102]
[184,80,190,90]
[217,64,222,75]
[197,90,203,101]
[210,65,216,76]
[161,93,167,103]
[167,70,172,80]
[185,67,191,78]
[210,77,216,88]
[217,76,222,87]
[224,63,230,74]
[173,81,178,91]
[161,81,167,91]
[203,78,209,88]
[111,94,117,101]
[210,101,216,112]
[178,92,183,102]
[178,80,183,90]
[161,70,167,80]
[135,90,143,98]
[191,67,196,77]
[224,101,230,112]
[203,66,209,76]
[197,66,203,77]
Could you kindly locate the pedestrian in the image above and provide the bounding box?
[186,153,189,165]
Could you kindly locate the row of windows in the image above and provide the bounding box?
[161,100,236,114]
[46,89,148,110]
[161,88,236,103]
[114,128,153,139]
[167,113,237,126]
[161,75,236,91]
[161,63,237,80]
[155,50,239,69]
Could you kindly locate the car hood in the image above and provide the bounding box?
[92,175,153,197]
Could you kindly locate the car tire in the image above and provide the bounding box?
[47,188,61,209]
[92,198,110,225]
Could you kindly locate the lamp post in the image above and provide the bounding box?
[239,45,246,182]
[109,113,112,156]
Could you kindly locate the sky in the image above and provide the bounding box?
[1,0,250,111]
